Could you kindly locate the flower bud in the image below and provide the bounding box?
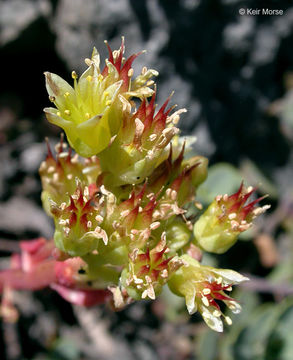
[51,182,108,256]
[168,255,249,332]
[99,94,184,186]
[183,156,208,188]
[121,233,184,300]
[193,183,270,254]
[39,137,100,215]
[165,220,191,252]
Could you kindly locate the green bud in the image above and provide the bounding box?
[165,221,191,252]
[193,183,270,254]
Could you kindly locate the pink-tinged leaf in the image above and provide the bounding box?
[51,283,112,306]
[0,260,56,292]
[20,239,55,272]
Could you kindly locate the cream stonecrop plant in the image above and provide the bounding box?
[0,38,270,331]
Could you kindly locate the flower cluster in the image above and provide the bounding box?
[0,39,270,331]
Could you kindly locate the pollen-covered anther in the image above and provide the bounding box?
[133,276,143,285]
[94,226,108,245]
[87,221,92,228]
[64,110,71,116]
[160,269,168,279]
[59,219,69,225]
[47,166,55,174]
[170,190,177,201]
[71,71,78,79]
[149,134,157,141]
[228,213,237,220]
[202,296,210,307]
[128,68,134,77]
[95,215,103,224]
[71,154,79,164]
[166,108,187,125]
[84,186,89,197]
[252,204,271,217]
[165,188,172,197]
[64,227,70,236]
[152,210,161,220]
[121,210,130,217]
[60,202,67,210]
[150,222,160,230]
[223,194,229,201]
[238,223,251,231]
[230,220,239,230]
[202,288,211,295]
[213,310,222,318]
[225,316,233,326]
[112,221,120,230]
[53,173,59,182]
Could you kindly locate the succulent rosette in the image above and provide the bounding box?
[0,38,270,332]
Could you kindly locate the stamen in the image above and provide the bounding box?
[202,288,211,295]
[71,71,78,79]
[128,68,134,77]
[202,296,210,307]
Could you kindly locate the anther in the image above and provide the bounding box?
[225,316,233,325]
[202,288,211,295]
[128,68,134,77]
[202,296,209,307]
[150,222,160,230]
[216,195,222,202]
[216,277,223,285]
[95,215,103,223]
[228,213,237,220]
[71,71,78,79]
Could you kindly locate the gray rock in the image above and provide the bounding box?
[20,143,46,173]
[0,0,51,45]
[0,197,53,238]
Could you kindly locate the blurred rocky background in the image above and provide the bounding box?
[1,0,293,359]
